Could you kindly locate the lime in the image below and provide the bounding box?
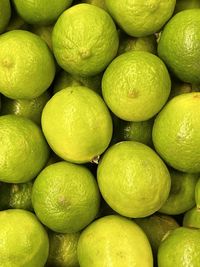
[5,10,29,32]
[42,86,112,164]
[97,141,171,218]
[183,207,200,229]
[169,80,200,99]
[12,0,73,25]
[32,161,100,233]
[0,209,49,267]
[0,30,55,100]
[102,51,171,121]
[78,215,153,267]
[153,92,200,173]
[0,115,50,183]
[31,25,53,51]
[1,91,50,125]
[47,231,80,267]
[53,70,102,95]
[158,227,200,267]
[105,0,176,37]
[158,9,200,84]
[0,181,33,211]
[135,214,179,257]
[0,0,11,34]
[52,3,119,76]
[174,0,200,14]
[195,178,200,208]
[81,0,107,11]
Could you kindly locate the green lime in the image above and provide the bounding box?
[158,227,200,267]
[159,170,199,215]
[53,70,102,95]
[102,51,171,121]
[47,231,80,267]
[174,0,200,14]
[135,214,179,257]
[0,0,11,34]
[158,9,200,84]
[97,141,171,218]
[42,86,112,164]
[169,80,200,99]
[81,0,107,10]
[195,178,200,208]
[153,92,200,173]
[105,0,176,37]
[12,0,73,25]
[0,30,55,100]
[78,215,153,267]
[0,181,33,211]
[0,115,50,183]
[1,91,50,125]
[31,25,53,51]
[32,161,100,233]
[0,209,49,267]
[52,3,119,76]
[5,10,29,32]
[183,207,200,229]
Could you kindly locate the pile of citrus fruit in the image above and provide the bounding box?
[1,0,200,266]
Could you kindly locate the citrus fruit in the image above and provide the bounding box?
[118,32,157,55]
[47,231,80,267]
[12,0,73,25]
[105,0,176,37]
[78,215,153,267]
[52,3,119,76]
[81,0,107,10]
[5,12,29,32]
[0,115,50,183]
[183,207,200,229]
[174,0,200,14]
[97,141,171,218]
[0,209,49,267]
[0,0,11,34]
[158,9,200,84]
[0,181,33,211]
[53,70,102,95]
[102,51,171,121]
[1,91,50,125]
[159,170,198,215]
[32,161,100,233]
[158,227,200,267]
[135,214,179,257]
[195,178,200,208]
[169,80,200,99]
[31,25,53,51]
[42,86,112,164]
[0,30,55,100]
[153,92,200,173]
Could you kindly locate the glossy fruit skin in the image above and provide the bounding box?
[0,0,11,34]
[158,9,200,84]
[158,227,200,267]
[78,215,153,267]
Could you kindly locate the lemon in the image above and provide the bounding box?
[42,86,112,164]
[32,161,100,233]
[158,9,200,84]
[102,51,171,121]
[52,3,119,76]
[0,30,55,100]
[0,0,11,34]
[105,0,176,37]
[153,92,200,173]
[0,115,50,183]
[97,141,171,218]
[183,207,200,229]
[78,215,153,267]
[0,209,49,267]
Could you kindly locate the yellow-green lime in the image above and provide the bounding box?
[183,207,200,229]
[0,209,49,267]
[174,0,200,14]
[195,178,200,208]
[169,80,200,100]
[102,51,171,121]
[158,9,200,84]
[0,0,11,34]
[32,161,100,233]
[1,91,50,125]
[0,181,33,211]
[0,30,55,99]
[105,0,176,37]
[52,3,119,76]
[47,231,80,267]
[31,25,53,51]
[42,86,112,164]
[12,0,73,25]
[97,141,171,218]
[0,115,50,183]
[159,170,199,215]
[78,215,153,267]
[153,92,200,173]
[81,0,107,11]
[158,227,200,267]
